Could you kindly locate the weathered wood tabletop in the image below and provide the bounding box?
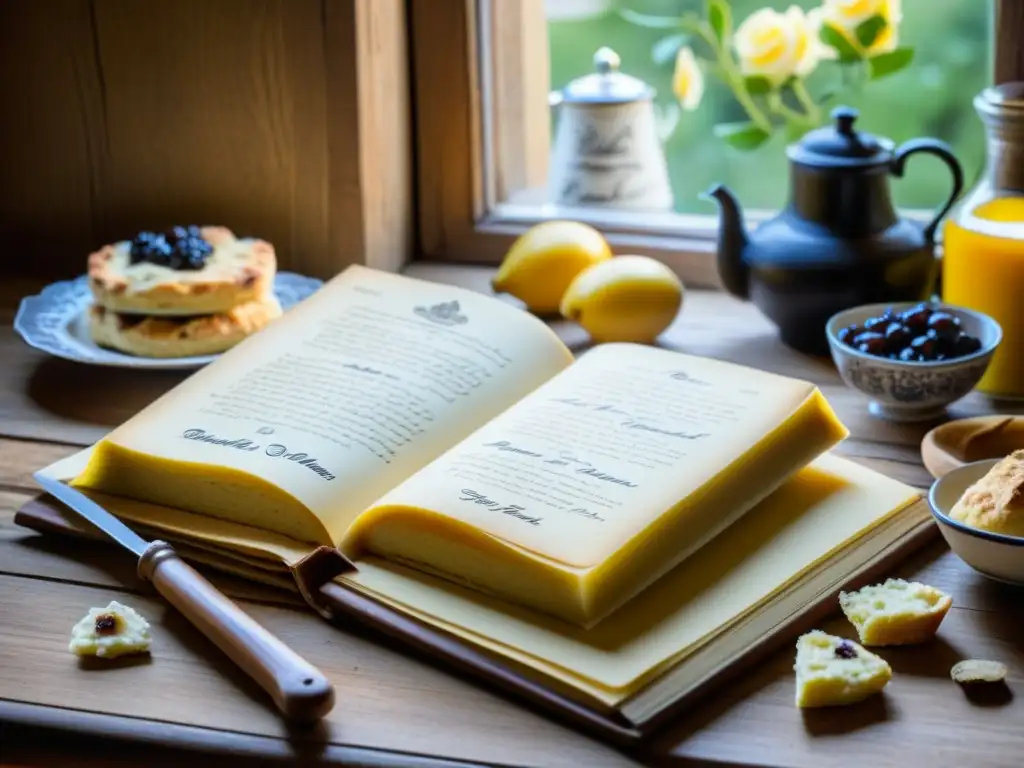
[1,265,1022,768]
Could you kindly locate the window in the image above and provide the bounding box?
[542,0,990,213]
[410,0,1022,285]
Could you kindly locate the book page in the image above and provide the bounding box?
[352,343,830,568]
[72,265,574,544]
[340,454,923,702]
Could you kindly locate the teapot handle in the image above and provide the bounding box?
[890,138,964,244]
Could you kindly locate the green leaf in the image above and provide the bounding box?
[618,8,686,29]
[869,47,915,79]
[744,75,773,95]
[707,0,732,45]
[714,121,771,150]
[652,33,691,66]
[855,14,887,48]
[819,23,863,62]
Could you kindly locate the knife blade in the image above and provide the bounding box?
[36,475,149,556]
[35,473,335,723]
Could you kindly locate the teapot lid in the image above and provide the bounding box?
[787,106,894,168]
[557,47,654,105]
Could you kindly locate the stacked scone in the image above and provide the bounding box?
[87,226,282,357]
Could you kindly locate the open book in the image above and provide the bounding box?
[26,265,933,737]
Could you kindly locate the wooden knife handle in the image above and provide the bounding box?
[138,540,335,722]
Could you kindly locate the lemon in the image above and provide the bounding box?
[491,221,612,315]
[560,255,684,344]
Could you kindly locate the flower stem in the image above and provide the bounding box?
[730,75,774,134]
[791,79,822,124]
[680,18,773,133]
[767,91,809,124]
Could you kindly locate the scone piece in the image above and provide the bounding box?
[69,600,152,658]
[839,578,952,646]
[948,450,1024,537]
[88,226,277,315]
[89,294,282,358]
[794,630,891,708]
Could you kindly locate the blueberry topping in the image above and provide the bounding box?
[94,613,120,635]
[834,641,857,660]
[128,226,211,270]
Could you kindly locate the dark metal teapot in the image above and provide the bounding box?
[706,106,964,356]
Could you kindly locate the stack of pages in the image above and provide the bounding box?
[28,265,932,739]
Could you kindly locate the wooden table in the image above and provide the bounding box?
[2,264,1023,768]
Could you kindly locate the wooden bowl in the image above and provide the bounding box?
[921,414,1024,479]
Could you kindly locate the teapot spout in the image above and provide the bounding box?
[703,184,750,299]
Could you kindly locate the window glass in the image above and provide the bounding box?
[546,0,991,214]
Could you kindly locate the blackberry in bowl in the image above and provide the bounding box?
[826,302,1001,422]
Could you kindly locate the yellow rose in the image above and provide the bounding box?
[734,6,822,84]
[821,0,902,54]
[804,8,836,66]
[672,46,704,111]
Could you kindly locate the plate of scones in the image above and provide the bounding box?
[15,226,322,369]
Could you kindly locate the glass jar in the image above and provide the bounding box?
[942,83,1024,399]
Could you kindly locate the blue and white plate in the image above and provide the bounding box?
[14,272,323,370]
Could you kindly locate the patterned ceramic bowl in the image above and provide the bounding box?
[826,301,1001,422]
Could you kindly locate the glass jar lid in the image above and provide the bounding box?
[975,82,1024,125]
[787,106,894,168]
[556,47,655,105]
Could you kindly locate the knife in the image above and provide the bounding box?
[34,473,335,723]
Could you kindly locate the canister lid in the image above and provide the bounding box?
[556,47,655,105]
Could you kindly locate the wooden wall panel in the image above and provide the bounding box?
[489,0,551,204]
[0,0,104,278]
[409,0,483,258]
[352,0,414,274]
[994,0,1024,84]
[0,0,411,281]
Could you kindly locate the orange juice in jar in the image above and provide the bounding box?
[941,84,1024,398]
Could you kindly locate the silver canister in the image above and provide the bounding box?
[548,47,674,211]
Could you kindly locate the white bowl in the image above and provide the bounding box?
[928,458,1024,586]
[826,302,1002,422]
